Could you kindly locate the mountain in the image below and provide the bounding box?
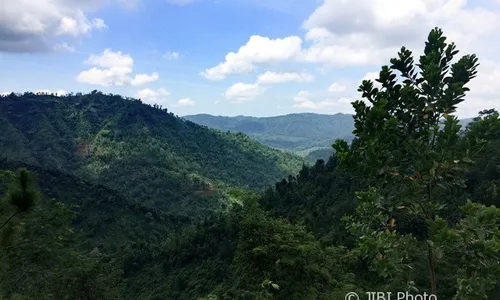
[183,114,477,163]
[2,30,500,300]
[0,157,189,249]
[183,113,355,156]
[0,91,304,219]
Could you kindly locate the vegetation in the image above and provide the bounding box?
[183,113,355,156]
[0,92,303,218]
[184,113,475,163]
[0,28,499,299]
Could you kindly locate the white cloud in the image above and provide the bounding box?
[92,18,107,30]
[163,51,180,59]
[196,1,500,116]
[256,71,314,84]
[174,98,196,107]
[77,49,159,87]
[327,82,346,92]
[135,88,171,105]
[201,35,302,80]
[293,90,354,112]
[361,72,379,82]
[84,49,134,69]
[300,0,500,67]
[131,73,160,86]
[53,42,75,53]
[293,90,311,103]
[0,0,108,52]
[77,67,131,86]
[360,71,382,89]
[298,36,390,67]
[224,82,265,102]
[458,59,500,118]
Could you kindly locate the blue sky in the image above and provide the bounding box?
[1,0,500,118]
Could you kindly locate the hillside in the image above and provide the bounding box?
[183,114,475,161]
[1,29,500,300]
[183,113,355,156]
[0,91,304,218]
[0,157,189,249]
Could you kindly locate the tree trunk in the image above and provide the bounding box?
[427,244,438,295]
[0,208,20,230]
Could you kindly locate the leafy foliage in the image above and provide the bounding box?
[1,28,500,300]
[0,92,303,218]
[184,113,355,155]
[333,27,499,298]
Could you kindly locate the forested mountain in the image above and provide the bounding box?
[0,91,303,218]
[183,114,475,163]
[183,113,355,156]
[1,28,500,300]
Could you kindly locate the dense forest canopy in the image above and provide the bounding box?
[184,113,475,164]
[183,113,355,156]
[0,91,303,218]
[1,28,499,300]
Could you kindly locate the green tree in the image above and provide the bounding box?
[334,27,500,298]
[226,195,355,300]
[0,169,39,230]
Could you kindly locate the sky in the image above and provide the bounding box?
[1,0,500,118]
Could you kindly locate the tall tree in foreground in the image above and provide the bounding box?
[334,28,500,299]
[0,168,39,230]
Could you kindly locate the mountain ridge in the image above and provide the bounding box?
[183,112,355,158]
[0,91,304,219]
[184,113,477,159]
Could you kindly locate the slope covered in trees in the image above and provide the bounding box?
[0,92,303,218]
[183,113,355,155]
[184,114,475,163]
[1,28,500,300]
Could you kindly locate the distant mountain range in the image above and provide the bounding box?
[184,113,476,162]
[183,113,355,159]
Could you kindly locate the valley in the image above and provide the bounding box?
[0,28,499,300]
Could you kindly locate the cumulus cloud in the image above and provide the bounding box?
[0,0,109,53]
[361,72,379,82]
[174,98,196,107]
[131,73,160,86]
[256,71,314,84]
[317,0,500,113]
[77,49,159,86]
[221,70,313,104]
[292,90,335,110]
[327,82,346,93]
[53,42,76,53]
[201,35,302,80]
[135,88,170,105]
[92,18,107,30]
[459,59,500,118]
[201,0,500,86]
[359,71,383,89]
[224,82,265,103]
[293,90,312,104]
[293,90,354,112]
[300,0,500,67]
